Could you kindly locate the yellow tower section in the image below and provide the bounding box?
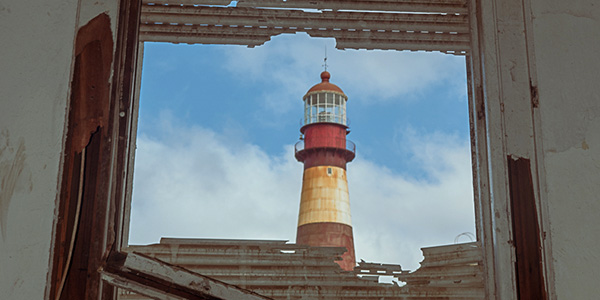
[298,166,351,227]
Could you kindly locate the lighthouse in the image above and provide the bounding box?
[294,71,356,271]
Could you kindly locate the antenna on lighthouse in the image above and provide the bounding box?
[323,46,328,71]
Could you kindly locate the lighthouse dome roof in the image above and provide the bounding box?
[305,71,346,96]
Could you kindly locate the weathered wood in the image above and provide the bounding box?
[102,252,272,300]
[142,0,469,14]
[507,157,547,300]
[138,0,470,53]
[118,239,484,299]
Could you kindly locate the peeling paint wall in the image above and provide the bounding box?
[471,0,600,297]
[529,0,600,298]
[0,1,119,299]
[2,0,599,298]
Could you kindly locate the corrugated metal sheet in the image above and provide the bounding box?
[118,239,484,299]
[139,0,470,54]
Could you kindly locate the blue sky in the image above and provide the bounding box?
[130,33,475,271]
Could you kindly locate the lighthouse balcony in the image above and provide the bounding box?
[294,138,356,162]
[304,114,348,126]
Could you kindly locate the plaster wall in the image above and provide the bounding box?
[0,1,118,299]
[529,0,600,297]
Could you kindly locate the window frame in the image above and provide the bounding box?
[51,0,554,299]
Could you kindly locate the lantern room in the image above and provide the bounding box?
[303,71,348,127]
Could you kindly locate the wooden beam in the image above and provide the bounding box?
[101,252,272,300]
[138,2,471,53]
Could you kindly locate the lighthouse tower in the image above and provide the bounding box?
[294,71,356,271]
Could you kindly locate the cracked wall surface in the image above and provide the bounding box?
[0,2,77,298]
[531,0,600,298]
[0,1,120,299]
[1,0,600,299]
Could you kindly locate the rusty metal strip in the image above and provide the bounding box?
[506,157,547,300]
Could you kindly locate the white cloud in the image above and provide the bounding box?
[350,129,475,270]
[221,33,466,111]
[129,116,475,271]
[130,114,301,242]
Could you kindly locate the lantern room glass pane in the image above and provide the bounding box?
[304,92,347,126]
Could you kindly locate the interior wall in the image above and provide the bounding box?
[0,1,119,299]
[529,0,600,298]
[468,0,600,298]
[2,0,599,299]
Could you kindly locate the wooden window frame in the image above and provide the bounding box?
[50,0,553,299]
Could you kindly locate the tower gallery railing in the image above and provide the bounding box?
[300,117,351,127]
[294,138,356,155]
